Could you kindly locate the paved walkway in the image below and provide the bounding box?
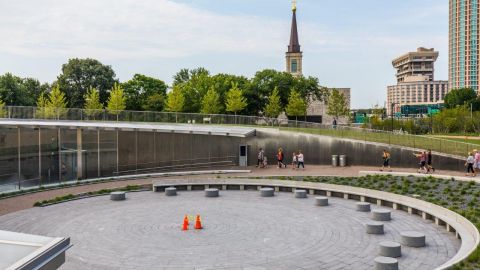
[0,165,476,217]
[0,191,460,270]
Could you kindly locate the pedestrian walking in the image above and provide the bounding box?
[332,118,337,129]
[474,149,480,175]
[277,148,286,169]
[466,152,476,177]
[297,151,305,170]
[256,148,265,168]
[380,150,391,172]
[291,152,298,170]
[426,149,435,173]
[414,151,427,174]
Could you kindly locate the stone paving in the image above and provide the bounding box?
[1,165,475,216]
[0,190,460,270]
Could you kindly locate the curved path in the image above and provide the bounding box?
[0,190,460,270]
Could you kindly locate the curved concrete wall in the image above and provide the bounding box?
[248,129,465,171]
[152,178,480,270]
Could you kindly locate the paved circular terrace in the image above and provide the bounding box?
[0,190,460,270]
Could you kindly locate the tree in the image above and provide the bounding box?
[56,58,117,108]
[84,87,103,118]
[122,74,168,111]
[0,98,5,118]
[0,73,47,106]
[46,85,68,119]
[285,89,307,122]
[264,87,282,118]
[36,93,49,118]
[226,83,247,117]
[106,83,126,118]
[444,88,480,110]
[327,89,350,121]
[201,87,222,114]
[165,86,185,122]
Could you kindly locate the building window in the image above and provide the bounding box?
[291,59,298,73]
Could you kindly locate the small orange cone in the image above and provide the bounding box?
[182,215,189,231]
[194,215,203,230]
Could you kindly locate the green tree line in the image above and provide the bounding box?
[0,58,328,119]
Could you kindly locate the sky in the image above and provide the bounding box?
[0,0,448,109]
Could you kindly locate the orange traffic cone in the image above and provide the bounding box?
[182,215,189,231]
[194,215,203,230]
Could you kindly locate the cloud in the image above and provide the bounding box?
[0,0,293,59]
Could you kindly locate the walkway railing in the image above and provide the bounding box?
[1,106,478,157]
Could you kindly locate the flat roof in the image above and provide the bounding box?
[0,120,256,138]
[0,230,70,270]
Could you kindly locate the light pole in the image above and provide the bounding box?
[390,102,396,132]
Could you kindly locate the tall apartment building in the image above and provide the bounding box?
[449,0,480,92]
[387,48,449,115]
[392,47,438,83]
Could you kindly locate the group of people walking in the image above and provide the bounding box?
[256,148,305,170]
[380,149,436,174]
[466,149,480,177]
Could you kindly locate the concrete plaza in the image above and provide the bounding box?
[0,189,460,269]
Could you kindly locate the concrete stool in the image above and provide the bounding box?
[260,188,274,197]
[400,231,426,247]
[366,222,384,235]
[110,191,126,201]
[356,202,371,212]
[294,189,307,198]
[165,187,177,196]
[372,209,392,221]
[315,196,329,206]
[374,257,398,270]
[379,241,402,258]
[205,188,219,198]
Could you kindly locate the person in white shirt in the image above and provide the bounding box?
[466,152,475,177]
[297,150,305,170]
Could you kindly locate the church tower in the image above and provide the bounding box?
[286,0,303,77]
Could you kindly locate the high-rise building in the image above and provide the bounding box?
[387,48,449,115]
[449,0,480,92]
[286,0,303,77]
[392,47,438,83]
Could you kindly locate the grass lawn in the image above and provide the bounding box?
[280,127,478,157]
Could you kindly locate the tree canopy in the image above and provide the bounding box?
[285,89,307,121]
[264,87,282,118]
[122,74,168,111]
[226,83,247,115]
[201,87,222,114]
[327,89,350,120]
[106,83,126,115]
[165,85,185,113]
[0,73,47,106]
[56,58,117,108]
[444,88,480,110]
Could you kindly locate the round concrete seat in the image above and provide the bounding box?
[260,188,274,197]
[294,189,307,198]
[315,196,329,206]
[379,241,402,258]
[400,231,426,247]
[165,187,177,196]
[372,209,392,221]
[110,191,126,201]
[374,257,398,270]
[366,222,384,235]
[205,188,219,198]
[356,202,371,212]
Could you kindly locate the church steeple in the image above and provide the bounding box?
[286,0,303,76]
[288,1,301,53]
